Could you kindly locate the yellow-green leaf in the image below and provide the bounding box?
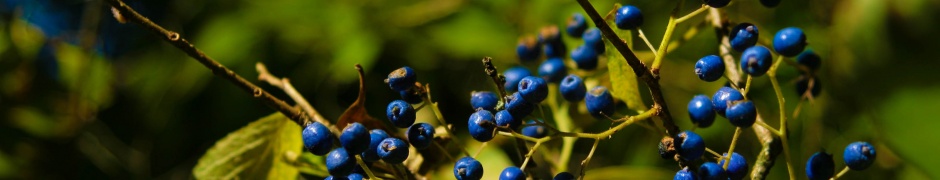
[607,30,646,111]
[192,113,302,179]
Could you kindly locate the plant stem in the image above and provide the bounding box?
[651,0,683,74]
[724,127,742,169]
[355,155,380,180]
[831,166,851,180]
[769,55,796,180]
[578,139,601,180]
[676,5,709,24]
[637,28,658,55]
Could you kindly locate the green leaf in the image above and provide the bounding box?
[294,153,329,177]
[192,113,302,179]
[583,166,674,179]
[607,30,646,111]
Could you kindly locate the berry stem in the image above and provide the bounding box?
[636,28,658,55]
[257,63,339,133]
[422,95,472,157]
[705,147,723,159]
[743,75,754,97]
[723,127,742,170]
[769,55,797,180]
[754,120,783,136]
[651,0,684,75]
[432,141,456,161]
[675,5,709,24]
[105,0,311,127]
[520,141,543,170]
[578,138,601,179]
[831,166,851,180]
[354,155,380,180]
[473,142,488,158]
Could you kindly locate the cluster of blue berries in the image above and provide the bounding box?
[805,141,877,180]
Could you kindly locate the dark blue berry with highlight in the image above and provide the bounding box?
[539,58,568,82]
[741,45,773,76]
[566,13,588,38]
[773,27,807,57]
[571,45,599,70]
[712,87,744,117]
[583,28,605,54]
[406,123,435,149]
[674,167,697,180]
[522,120,548,138]
[540,26,567,58]
[468,110,497,142]
[560,74,587,102]
[518,76,548,103]
[843,141,876,170]
[806,151,835,180]
[361,129,389,162]
[695,55,725,82]
[730,23,759,52]
[495,110,522,130]
[326,148,356,176]
[698,162,727,180]
[398,88,423,104]
[378,137,409,164]
[454,157,484,180]
[387,66,417,91]
[517,36,542,62]
[688,94,716,128]
[586,86,615,118]
[719,152,749,180]
[387,100,416,128]
[340,122,370,154]
[302,122,334,155]
[677,130,705,161]
[470,91,499,112]
[506,92,535,118]
[726,100,757,128]
[615,5,644,30]
[504,66,532,92]
[500,166,526,180]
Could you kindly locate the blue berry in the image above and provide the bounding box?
[796,49,822,71]
[614,5,644,30]
[571,45,599,70]
[324,176,345,180]
[559,74,587,102]
[468,110,497,142]
[704,0,731,8]
[540,26,567,58]
[688,94,716,128]
[518,76,548,103]
[302,122,334,155]
[695,55,725,82]
[673,167,697,180]
[806,151,835,180]
[741,45,773,76]
[719,152,748,180]
[582,28,605,54]
[554,172,576,180]
[454,157,484,180]
[676,130,705,161]
[340,122,370,154]
[730,23,759,52]
[517,36,542,62]
[796,76,822,97]
[387,100,416,128]
[361,129,389,162]
[470,91,499,112]
[398,88,423,104]
[377,137,409,164]
[773,27,807,57]
[500,166,526,180]
[326,148,356,176]
[843,141,876,170]
[586,86,615,118]
[712,87,744,117]
[760,0,781,7]
[566,13,588,38]
[495,110,522,130]
[725,100,757,128]
[521,120,548,138]
[387,66,417,91]
[538,58,568,82]
[504,66,532,92]
[506,92,535,118]
[406,123,435,149]
[346,173,364,180]
[698,162,728,180]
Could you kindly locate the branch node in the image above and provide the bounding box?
[167,32,180,41]
[253,88,263,97]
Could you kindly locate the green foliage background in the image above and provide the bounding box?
[0,0,938,179]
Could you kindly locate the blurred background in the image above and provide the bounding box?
[1,0,938,179]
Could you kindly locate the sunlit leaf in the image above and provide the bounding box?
[878,87,940,179]
[606,30,646,111]
[294,153,329,177]
[192,113,302,179]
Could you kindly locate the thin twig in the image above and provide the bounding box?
[105,0,309,126]
[256,63,334,130]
